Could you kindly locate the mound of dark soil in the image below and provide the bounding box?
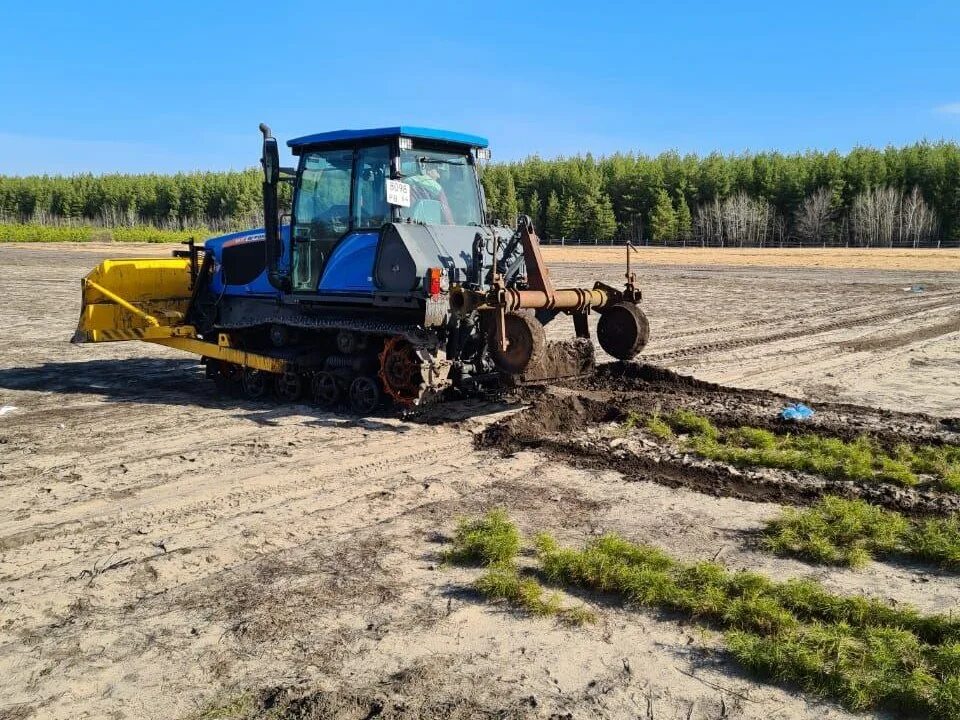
[479,363,960,517]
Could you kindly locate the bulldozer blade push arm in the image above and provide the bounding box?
[148,334,289,374]
[81,278,161,327]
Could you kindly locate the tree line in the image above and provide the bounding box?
[0,170,281,232]
[1,142,958,246]
[480,142,960,247]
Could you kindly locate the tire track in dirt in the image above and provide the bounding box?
[3,464,486,720]
[839,316,960,353]
[651,288,960,343]
[645,295,960,362]
[652,302,852,341]
[21,451,553,596]
[698,303,957,380]
[0,432,470,557]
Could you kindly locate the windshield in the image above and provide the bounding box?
[398,148,482,226]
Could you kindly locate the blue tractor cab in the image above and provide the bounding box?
[287,126,487,297]
[204,126,491,303]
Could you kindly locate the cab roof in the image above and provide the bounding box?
[286,126,488,152]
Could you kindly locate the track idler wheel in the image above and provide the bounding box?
[348,376,381,415]
[275,371,304,402]
[597,302,650,361]
[311,371,341,407]
[242,368,270,399]
[488,312,546,375]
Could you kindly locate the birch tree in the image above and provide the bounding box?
[795,187,835,245]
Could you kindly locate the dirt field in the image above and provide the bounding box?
[544,245,960,272]
[1,243,959,720]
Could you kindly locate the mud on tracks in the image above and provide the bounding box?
[478,363,960,516]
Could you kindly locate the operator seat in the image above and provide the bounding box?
[411,199,444,224]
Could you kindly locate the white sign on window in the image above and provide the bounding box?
[386,179,411,207]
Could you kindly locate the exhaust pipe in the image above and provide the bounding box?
[259,123,288,292]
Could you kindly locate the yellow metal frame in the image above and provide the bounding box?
[74,257,289,374]
[83,278,162,326]
[148,332,289,374]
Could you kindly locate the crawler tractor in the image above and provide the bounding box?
[74,125,649,412]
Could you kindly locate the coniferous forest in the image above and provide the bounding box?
[2,141,959,246]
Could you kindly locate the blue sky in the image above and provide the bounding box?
[2,0,959,174]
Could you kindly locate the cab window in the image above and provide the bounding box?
[354,145,390,229]
[398,148,482,226]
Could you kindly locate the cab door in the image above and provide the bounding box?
[291,148,353,292]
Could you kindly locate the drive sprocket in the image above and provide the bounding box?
[378,337,426,407]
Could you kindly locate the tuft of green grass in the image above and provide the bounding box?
[906,515,960,570]
[727,426,778,450]
[644,412,674,440]
[908,444,960,492]
[444,509,521,566]
[191,693,257,720]
[764,496,909,567]
[655,409,960,492]
[474,565,596,625]
[725,623,945,713]
[665,409,719,439]
[474,565,562,616]
[448,517,595,626]
[764,496,960,573]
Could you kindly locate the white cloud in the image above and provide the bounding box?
[935,102,960,115]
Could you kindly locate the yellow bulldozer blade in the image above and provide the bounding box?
[73,258,193,343]
[71,256,289,374]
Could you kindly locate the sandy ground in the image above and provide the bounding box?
[543,245,960,272]
[1,243,959,719]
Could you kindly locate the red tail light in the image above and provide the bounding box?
[427,267,442,297]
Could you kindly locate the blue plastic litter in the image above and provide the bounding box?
[780,403,814,421]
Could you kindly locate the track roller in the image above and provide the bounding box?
[209,360,243,395]
[275,371,304,402]
[348,376,380,414]
[242,368,270,399]
[597,302,650,360]
[488,312,546,375]
[311,371,341,407]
